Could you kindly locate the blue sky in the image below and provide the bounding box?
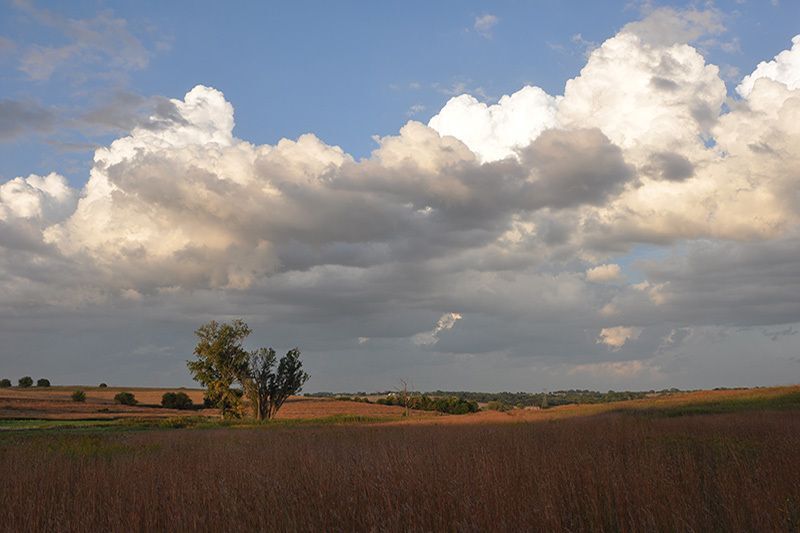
[1,1,800,391]
[1,0,798,186]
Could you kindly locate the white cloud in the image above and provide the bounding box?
[473,14,499,38]
[412,312,463,345]
[0,173,76,222]
[597,326,642,350]
[3,7,800,389]
[428,86,559,162]
[586,264,623,283]
[406,103,426,117]
[737,35,800,97]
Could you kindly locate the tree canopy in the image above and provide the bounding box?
[187,319,251,417]
[187,319,309,420]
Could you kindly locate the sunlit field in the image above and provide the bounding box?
[1,387,799,531]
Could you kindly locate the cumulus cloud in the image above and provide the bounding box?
[2,7,800,390]
[597,326,642,351]
[429,86,559,162]
[0,173,76,222]
[586,264,623,283]
[412,312,463,346]
[737,35,800,97]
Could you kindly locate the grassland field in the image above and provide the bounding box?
[1,384,799,531]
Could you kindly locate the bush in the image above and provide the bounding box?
[161,391,193,410]
[0,379,11,388]
[18,376,33,388]
[486,400,513,412]
[71,390,86,402]
[114,392,138,406]
[36,378,51,387]
[98,383,108,388]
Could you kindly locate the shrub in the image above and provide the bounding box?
[71,390,86,402]
[98,383,108,388]
[486,400,513,412]
[161,391,193,410]
[114,392,138,406]
[36,378,51,387]
[18,376,33,388]
[0,379,11,388]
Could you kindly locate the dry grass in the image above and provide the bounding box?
[0,386,426,421]
[1,408,799,531]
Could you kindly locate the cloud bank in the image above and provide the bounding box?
[2,7,800,390]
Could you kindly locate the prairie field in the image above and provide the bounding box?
[0,386,423,422]
[0,386,799,531]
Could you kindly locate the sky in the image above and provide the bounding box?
[1,0,799,392]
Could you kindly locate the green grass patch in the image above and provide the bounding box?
[619,391,800,418]
[0,419,119,430]
[0,413,397,436]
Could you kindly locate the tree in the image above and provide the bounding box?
[18,376,33,388]
[98,383,108,388]
[114,392,137,405]
[396,379,411,417]
[241,347,309,420]
[36,378,51,387]
[187,320,251,418]
[0,379,11,388]
[162,391,193,410]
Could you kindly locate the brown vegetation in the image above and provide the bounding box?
[1,408,799,531]
[0,386,423,421]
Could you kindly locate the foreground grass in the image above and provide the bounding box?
[1,408,799,531]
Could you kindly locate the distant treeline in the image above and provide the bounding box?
[306,388,707,409]
[377,394,479,415]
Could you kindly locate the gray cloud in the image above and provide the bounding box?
[1,10,800,392]
[81,92,186,132]
[13,1,150,82]
[0,99,55,140]
[521,129,633,208]
[643,152,694,181]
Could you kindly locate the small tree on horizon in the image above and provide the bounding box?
[37,378,51,387]
[0,379,11,388]
[114,392,137,405]
[18,376,33,388]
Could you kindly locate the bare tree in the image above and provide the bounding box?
[396,379,411,417]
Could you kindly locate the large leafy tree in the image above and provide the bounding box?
[242,347,309,420]
[187,319,251,418]
[187,319,309,420]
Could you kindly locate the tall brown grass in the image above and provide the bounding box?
[1,410,799,531]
